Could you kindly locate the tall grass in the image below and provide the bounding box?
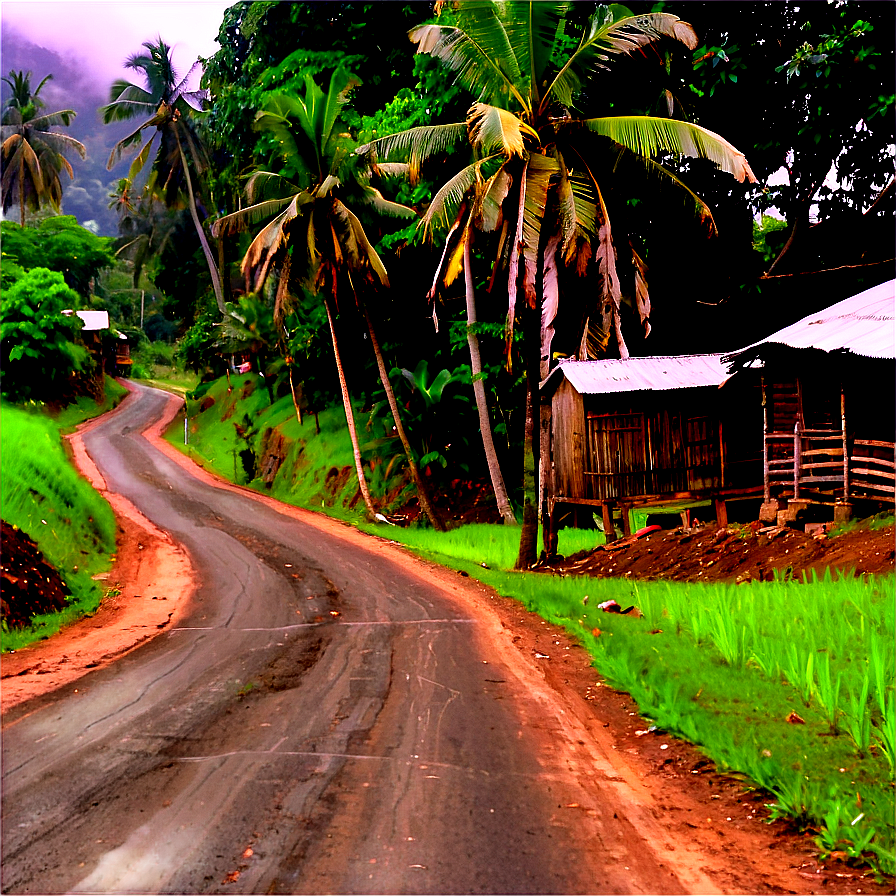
[1,402,118,650]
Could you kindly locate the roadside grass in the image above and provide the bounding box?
[1,399,119,651]
[172,373,895,877]
[48,377,129,432]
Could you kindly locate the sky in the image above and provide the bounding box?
[2,0,233,94]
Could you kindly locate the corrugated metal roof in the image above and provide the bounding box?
[542,354,729,395]
[728,279,895,361]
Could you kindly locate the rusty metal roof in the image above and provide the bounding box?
[542,354,730,395]
[727,279,895,362]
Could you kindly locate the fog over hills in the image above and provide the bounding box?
[3,26,170,236]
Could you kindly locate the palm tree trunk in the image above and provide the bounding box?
[174,127,226,315]
[515,304,541,570]
[324,296,378,521]
[464,233,517,524]
[360,300,446,532]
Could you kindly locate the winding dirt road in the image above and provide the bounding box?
[3,384,885,895]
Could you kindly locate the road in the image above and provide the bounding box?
[2,384,715,894]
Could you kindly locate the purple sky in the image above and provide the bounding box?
[1,0,233,94]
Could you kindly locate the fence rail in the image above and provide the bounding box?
[763,423,895,503]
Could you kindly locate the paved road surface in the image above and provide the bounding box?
[2,384,706,894]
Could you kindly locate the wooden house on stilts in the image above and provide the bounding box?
[724,279,895,524]
[539,279,895,553]
[540,354,764,551]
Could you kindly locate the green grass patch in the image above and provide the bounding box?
[1,400,119,650]
[373,524,896,877]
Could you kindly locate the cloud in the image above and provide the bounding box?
[1,1,231,95]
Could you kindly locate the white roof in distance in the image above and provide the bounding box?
[63,310,110,331]
[542,354,730,395]
[729,279,895,361]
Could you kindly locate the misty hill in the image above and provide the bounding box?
[2,28,148,236]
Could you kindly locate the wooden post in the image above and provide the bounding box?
[620,503,632,538]
[793,420,801,500]
[714,497,728,528]
[841,385,849,500]
[718,418,726,488]
[762,376,770,503]
[601,502,617,544]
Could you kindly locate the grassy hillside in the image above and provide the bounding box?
[1,381,126,649]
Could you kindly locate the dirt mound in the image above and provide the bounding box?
[1,521,70,629]
[544,521,895,583]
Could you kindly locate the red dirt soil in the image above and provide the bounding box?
[541,520,896,584]
[2,385,893,894]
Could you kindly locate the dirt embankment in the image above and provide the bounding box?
[543,520,896,583]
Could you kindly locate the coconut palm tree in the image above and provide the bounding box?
[1,71,86,226]
[361,1,756,567]
[213,68,446,530]
[100,38,225,313]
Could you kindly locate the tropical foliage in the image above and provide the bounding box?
[0,267,91,402]
[361,0,755,565]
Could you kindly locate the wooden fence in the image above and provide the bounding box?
[763,422,895,502]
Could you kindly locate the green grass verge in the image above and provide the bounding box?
[1,389,122,650]
[172,373,895,877]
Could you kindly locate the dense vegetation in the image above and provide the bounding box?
[2,1,892,555]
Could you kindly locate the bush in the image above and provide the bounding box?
[0,268,92,402]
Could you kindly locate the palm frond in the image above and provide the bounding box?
[580,116,757,183]
[476,165,512,232]
[358,122,467,183]
[321,67,360,154]
[521,153,558,309]
[420,157,491,238]
[25,130,86,160]
[428,210,469,299]
[26,109,77,130]
[212,196,298,238]
[127,134,156,180]
[245,171,301,204]
[100,81,155,123]
[546,10,697,111]
[501,1,564,107]
[467,102,538,157]
[593,179,628,359]
[357,185,417,219]
[631,243,650,337]
[540,232,561,377]
[410,4,528,112]
[338,202,390,287]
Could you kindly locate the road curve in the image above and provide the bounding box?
[2,384,718,895]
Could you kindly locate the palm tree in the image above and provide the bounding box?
[361,1,756,567]
[100,38,225,313]
[108,178,178,289]
[1,71,86,226]
[213,68,446,530]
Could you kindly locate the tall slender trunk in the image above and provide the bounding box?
[361,299,446,532]
[174,127,226,315]
[324,296,378,521]
[288,366,303,427]
[464,233,517,525]
[515,304,541,570]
